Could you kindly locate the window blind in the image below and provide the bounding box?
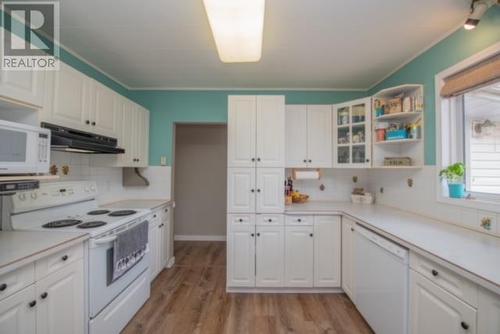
[441,53,500,98]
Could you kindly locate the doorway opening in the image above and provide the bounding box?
[172,124,227,241]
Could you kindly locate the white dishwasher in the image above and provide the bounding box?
[354,224,409,334]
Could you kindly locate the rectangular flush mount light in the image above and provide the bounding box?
[203,0,265,63]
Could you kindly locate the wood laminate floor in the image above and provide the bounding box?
[122,241,373,334]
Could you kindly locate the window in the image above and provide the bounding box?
[437,47,500,211]
[463,83,500,195]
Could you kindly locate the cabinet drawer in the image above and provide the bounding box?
[410,252,478,307]
[0,263,35,301]
[285,215,313,226]
[228,214,255,228]
[35,244,84,280]
[256,214,284,226]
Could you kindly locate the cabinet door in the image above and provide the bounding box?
[285,105,308,168]
[256,96,285,167]
[47,63,90,131]
[36,259,84,334]
[307,105,332,168]
[478,287,500,334]
[0,69,44,108]
[140,107,150,167]
[227,225,255,287]
[228,96,256,168]
[255,225,284,287]
[314,216,341,287]
[341,218,355,300]
[256,168,284,213]
[92,81,117,136]
[410,270,477,334]
[119,100,136,166]
[161,220,169,269]
[0,285,36,334]
[156,222,164,275]
[285,226,314,287]
[227,168,256,213]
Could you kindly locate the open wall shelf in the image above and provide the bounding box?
[372,84,424,169]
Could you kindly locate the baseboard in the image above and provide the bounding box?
[166,256,175,268]
[226,287,344,294]
[174,235,226,241]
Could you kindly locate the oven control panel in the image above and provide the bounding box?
[11,181,98,213]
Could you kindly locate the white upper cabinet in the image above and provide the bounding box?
[228,95,285,168]
[256,168,285,213]
[313,216,341,287]
[333,97,372,168]
[285,105,332,168]
[410,270,477,334]
[256,96,285,167]
[341,218,356,300]
[41,63,90,131]
[307,105,333,167]
[285,225,314,287]
[91,81,118,137]
[0,70,45,108]
[228,96,257,167]
[227,168,256,213]
[255,225,285,287]
[285,105,308,168]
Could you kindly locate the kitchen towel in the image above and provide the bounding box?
[112,220,148,282]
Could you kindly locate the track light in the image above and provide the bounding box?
[464,0,495,30]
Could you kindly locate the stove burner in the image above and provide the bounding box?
[87,210,110,216]
[77,221,107,229]
[42,219,82,228]
[109,210,137,217]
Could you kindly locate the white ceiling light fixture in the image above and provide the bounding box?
[463,0,496,30]
[203,0,265,63]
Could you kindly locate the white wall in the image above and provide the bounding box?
[48,151,171,204]
[368,166,500,237]
[287,168,369,201]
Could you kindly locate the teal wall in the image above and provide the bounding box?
[129,90,366,165]
[369,6,500,165]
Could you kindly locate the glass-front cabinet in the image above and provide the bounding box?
[333,97,371,168]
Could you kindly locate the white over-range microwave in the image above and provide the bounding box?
[0,120,51,174]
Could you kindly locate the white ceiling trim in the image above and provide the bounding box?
[129,86,367,91]
[367,18,468,91]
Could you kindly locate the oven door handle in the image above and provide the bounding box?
[90,235,117,248]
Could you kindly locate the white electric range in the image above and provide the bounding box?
[3,181,152,334]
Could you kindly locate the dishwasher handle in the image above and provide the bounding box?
[356,225,408,261]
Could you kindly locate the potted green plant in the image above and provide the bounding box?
[439,162,466,198]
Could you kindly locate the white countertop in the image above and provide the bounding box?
[287,201,500,294]
[0,231,89,275]
[104,199,173,210]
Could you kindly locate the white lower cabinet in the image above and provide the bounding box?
[0,285,36,334]
[149,204,172,281]
[410,270,477,334]
[36,260,84,334]
[313,216,341,287]
[285,225,314,287]
[478,287,500,334]
[341,217,355,300]
[0,245,84,334]
[227,223,256,287]
[255,225,284,287]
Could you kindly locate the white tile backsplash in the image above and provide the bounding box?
[48,152,171,204]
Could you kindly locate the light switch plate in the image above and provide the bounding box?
[160,156,167,166]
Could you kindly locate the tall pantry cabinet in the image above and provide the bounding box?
[227,95,285,288]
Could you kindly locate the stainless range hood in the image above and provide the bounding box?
[42,122,125,154]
